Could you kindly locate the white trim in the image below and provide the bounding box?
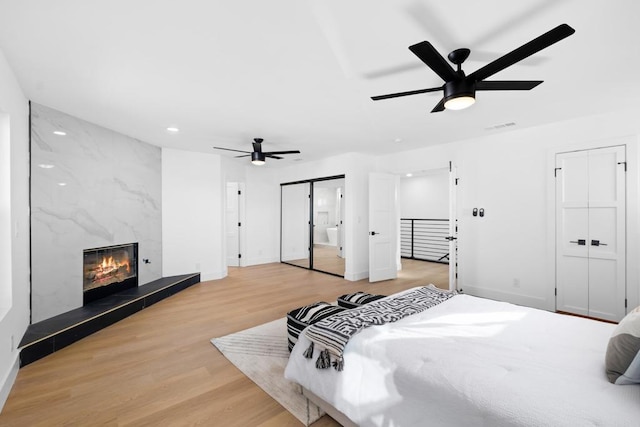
[238,182,246,267]
[201,270,228,282]
[344,270,368,281]
[463,285,548,311]
[0,354,19,413]
[244,256,280,267]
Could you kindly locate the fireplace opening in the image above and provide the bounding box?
[83,243,138,304]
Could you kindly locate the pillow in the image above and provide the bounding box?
[286,302,348,353]
[337,292,386,309]
[605,305,640,384]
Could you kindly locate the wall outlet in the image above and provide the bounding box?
[195,263,201,271]
[513,278,520,288]
[10,334,14,351]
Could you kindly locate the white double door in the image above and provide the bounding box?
[556,146,626,322]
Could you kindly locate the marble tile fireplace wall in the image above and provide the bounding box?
[30,103,162,322]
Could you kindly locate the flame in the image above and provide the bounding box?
[98,254,130,274]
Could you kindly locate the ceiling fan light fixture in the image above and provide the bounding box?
[444,95,476,110]
[251,151,266,166]
[443,80,476,111]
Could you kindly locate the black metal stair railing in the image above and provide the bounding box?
[400,218,450,264]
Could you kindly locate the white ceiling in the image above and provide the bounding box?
[1,0,639,166]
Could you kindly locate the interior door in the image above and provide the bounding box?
[225,182,240,267]
[369,172,399,282]
[586,146,626,321]
[555,146,626,321]
[337,187,344,258]
[556,151,590,316]
[448,163,458,291]
[281,183,310,268]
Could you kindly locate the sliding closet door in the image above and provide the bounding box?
[312,178,345,276]
[281,175,346,277]
[281,183,310,268]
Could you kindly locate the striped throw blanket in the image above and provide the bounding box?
[303,285,457,370]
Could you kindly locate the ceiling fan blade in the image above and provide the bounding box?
[234,154,251,158]
[371,87,441,101]
[468,24,575,82]
[213,146,251,154]
[409,41,458,82]
[476,80,543,90]
[431,98,446,113]
[263,150,300,155]
[265,154,283,159]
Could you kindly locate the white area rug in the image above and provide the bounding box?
[211,318,324,426]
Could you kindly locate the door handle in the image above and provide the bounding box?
[570,239,586,245]
[591,240,608,246]
[370,231,378,236]
[445,236,457,241]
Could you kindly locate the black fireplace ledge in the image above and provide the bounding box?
[18,273,200,367]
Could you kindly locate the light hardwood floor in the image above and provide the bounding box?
[0,260,448,426]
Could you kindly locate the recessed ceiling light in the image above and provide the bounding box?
[406,173,413,177]
[394,138,403,143]
[166,127,179,133]
[53,131,66,136]
[38,164,55,169]
[57,182,67,187]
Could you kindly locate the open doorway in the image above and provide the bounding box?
[398,167,454,289]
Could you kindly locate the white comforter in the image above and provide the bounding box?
[285,293,640,426]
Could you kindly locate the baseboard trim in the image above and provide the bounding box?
[344,271,368,282]
[244,257,280,266]
[201,270,227,281]
[0,354,19,413]
[462,285,551,311]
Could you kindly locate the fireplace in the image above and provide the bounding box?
[83,243,138,304]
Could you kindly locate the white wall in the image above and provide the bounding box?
[0,114,11,314]
[379,108,640,312]
[162,149,225,281]
[399,172,449,219]
[0,50,29,411]
[30,103,163,322]
[241,166,280,266]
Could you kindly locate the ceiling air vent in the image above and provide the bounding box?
[485,122,516,131]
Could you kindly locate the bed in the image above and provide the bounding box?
[284,289,640,426]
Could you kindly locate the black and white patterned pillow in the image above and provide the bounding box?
[337,292,386,309]
[286,302,347,353]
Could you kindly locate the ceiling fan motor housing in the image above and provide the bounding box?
[251,151,266,163]
[444,79,476,104]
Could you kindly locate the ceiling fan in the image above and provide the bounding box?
[371,24,575,112]
[213,138,301,165]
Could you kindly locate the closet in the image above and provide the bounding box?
[555,146,626,322]
[280,175,346,277]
